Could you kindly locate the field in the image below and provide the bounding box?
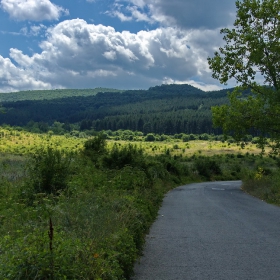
[0,127,262,156]
[0,127,279,279]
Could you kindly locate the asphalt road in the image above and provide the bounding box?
[132,181,280,280]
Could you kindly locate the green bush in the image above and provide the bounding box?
[198,133,209,140]
[194,156,222,180]
[102,143,145,170]
[83,133,107,163]
[145,133,156,141]
[25,147,72,194]
[157,154,189,178]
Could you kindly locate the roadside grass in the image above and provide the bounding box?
[242,161,280,206]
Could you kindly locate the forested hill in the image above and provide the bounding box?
[0,84,233,135]
[0,88,122,102]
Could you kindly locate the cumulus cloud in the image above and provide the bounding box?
[111,0,236,29]
[0,55,51,92]
[0,0,68,21]
[0,19,226,92]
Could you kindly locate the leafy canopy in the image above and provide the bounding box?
[208,0,280,153]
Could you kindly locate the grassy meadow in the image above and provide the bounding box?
[0,127,262,156]
[0,127,279,279]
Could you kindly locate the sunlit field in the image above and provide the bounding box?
[120,140,261,157]
[0,127,262,156]
[0,128,85,154]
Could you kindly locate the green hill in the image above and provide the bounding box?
[0,84,231,135]
[0,88,122,102]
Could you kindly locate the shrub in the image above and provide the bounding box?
[145,133,156,141]
[182,135,190,142]
[157,154,189,178]
[83,133,107,158]
[189,134,197,140]
[194,156,222,180]
[198,133,209,140]
[25,147,72,194]
[102,143,145,170]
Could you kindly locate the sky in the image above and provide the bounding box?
[0,0,237,93]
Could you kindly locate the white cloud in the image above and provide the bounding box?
[30,24,46,36]
[19,24,47,36]
[162,78,222,92]
[0,55,51,93]
[127,5,151,22]
[0,0,68,21]
[103,51,117,61]
[107,10,133,22]
[105,0,155,24]
[0,19,226,92]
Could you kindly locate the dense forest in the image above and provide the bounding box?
[0,84,236,135]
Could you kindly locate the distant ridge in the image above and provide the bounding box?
[0,84,233,103]
[0,88,122,102]
[148,84,205,95]
[0,84,217,103]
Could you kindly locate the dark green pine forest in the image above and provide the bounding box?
[0,84,236,135]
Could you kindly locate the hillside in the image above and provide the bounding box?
[0,84,232,135]
[0,88,122,102]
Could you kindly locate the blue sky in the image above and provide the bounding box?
[0,0,236,93]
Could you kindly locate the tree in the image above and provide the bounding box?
[208,0,280,153]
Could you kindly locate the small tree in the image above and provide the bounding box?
[208,0,280,154]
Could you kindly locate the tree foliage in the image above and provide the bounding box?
[208,0,280,153]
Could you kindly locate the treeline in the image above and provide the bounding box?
[0,84,234,135]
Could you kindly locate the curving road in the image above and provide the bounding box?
[132,181,280,280]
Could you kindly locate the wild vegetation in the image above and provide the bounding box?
[0,127,279,279]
